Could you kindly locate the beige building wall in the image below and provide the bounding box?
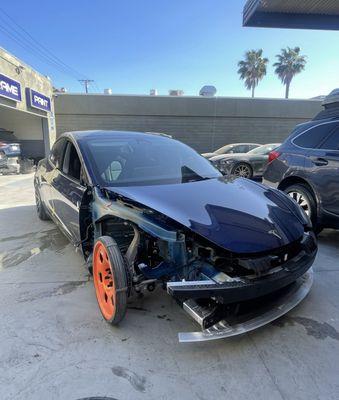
[0,47,56,155]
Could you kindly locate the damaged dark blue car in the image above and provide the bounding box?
[34,131,317,342]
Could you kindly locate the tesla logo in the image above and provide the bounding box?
[268,229,282,240]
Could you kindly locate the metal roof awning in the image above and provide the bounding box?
[243,0,339,30]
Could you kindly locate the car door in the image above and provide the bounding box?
[248,154,266,175]
[40,138,67,215]
[311,125,339,217]
[51,140,87,244]
[251,148,272,175]
[293,120,339,221]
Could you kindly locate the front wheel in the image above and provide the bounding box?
[35,186,50,220]
[93,236,128,325]
[231,163,253,179]
[0,151,7,170]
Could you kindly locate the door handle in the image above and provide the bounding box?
[312,157,328,166]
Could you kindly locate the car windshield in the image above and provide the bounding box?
[82,135,222,186]
[0,130,17,143]
[214,144,234,155]
[248,144,279,155]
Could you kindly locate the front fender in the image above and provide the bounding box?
[92,187,177,242]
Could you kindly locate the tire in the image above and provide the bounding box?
[284,183,322,234]
[231,162,253,179]
[35,186,50,221]
[19,158,34,174]
[93,236,128,325]
[0,151,7,170]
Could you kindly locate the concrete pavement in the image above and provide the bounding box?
[0,174,338,400]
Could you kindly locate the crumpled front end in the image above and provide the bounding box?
[178,269,313,342]
[165,231,316,342]
[98,183,317,342]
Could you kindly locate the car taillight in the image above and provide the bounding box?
[268,150,281,163]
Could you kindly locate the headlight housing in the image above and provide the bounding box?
[220,159,232,166]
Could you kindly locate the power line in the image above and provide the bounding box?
[0,7,89,80]
[0,23,80,79]
[0,7,92,83]
[93,82,101,93]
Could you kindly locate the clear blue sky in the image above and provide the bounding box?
[1,0,338,98]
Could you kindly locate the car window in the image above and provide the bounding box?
[293,122,337,149]
[234,145,248,153]
[248,144,279,155]
[62,142,82,181]
[214,144,233,155]
[82,135,221,186]
[319,128,339,150]
[49,138,66,168]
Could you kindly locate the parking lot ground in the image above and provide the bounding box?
[0,173,338,400]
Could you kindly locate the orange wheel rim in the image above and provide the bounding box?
[93,241,116,320]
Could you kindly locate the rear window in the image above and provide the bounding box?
[293,122,338,149]
[320,129,339,150]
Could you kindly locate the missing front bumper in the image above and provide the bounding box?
[178,268,313,343]
[167,233,316,304]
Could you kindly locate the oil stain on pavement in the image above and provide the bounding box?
[111,366,147,393]
[17,280,88,303]
[272,315,339,341]
[77,397,119,400]
[0,228,68,269]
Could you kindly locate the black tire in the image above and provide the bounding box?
[284,183,322,234]
[231,162,253,179]
[35,186,50,221]
[93,236,128,325]
[0,151,7,170]
[19,158,34,174]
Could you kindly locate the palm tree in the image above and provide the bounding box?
[274,47,307,99]
[237,49,269,98]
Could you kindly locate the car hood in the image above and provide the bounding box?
[105,177,305,254]
[210,153,250,162]
[201,152,216,159]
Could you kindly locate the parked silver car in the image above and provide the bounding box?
[210,143,281,179]
[202,143,260,160]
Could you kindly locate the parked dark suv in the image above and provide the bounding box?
[263,90,339,232]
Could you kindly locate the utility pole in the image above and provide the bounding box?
[79,79,94,93]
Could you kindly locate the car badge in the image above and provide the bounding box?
[268,229,282,240]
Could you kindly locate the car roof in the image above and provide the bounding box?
[60,130,171,143]
[286,118,339,141]
[261,143,280,146]
[226,143,260,146]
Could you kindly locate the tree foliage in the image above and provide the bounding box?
[238,49,269,98]
[274,47,307,99]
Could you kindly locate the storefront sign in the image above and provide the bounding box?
[0,73,22,102]
[28,89,51,112]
